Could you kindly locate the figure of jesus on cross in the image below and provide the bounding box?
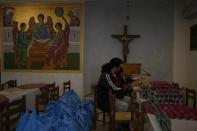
[111,25,140,63]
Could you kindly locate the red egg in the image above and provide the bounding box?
[176,113,183,119]
[184,113,190,120]
[169,112,176,119]
[179,109,185,114]
[192,114,197,120]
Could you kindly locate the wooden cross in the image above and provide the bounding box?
[111,25,140,63]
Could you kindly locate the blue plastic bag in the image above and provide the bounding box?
[83,100,94,116]
[56,115,77,131]
[43,109,77,131]
[16,110,37,131]
[75,104,93,131]
[58,90,81,111]
[38,112,55,131]
[45,101,73,118]
[83,100,94,130]
[16,90,86,131]
[16,112,30,131]
[36,114,52,131]
[44,101,74,131]
[16,109,51,131]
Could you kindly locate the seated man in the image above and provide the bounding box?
[97,58,133,113]
[97,58,133,131]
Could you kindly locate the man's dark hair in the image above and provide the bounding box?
[101,57,123,73]
[110,58,123,68]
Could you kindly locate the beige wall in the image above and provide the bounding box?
[188,19,197,90]
[1,0,197,96]
[84,0,175,95]
[173,0,197,90]
[173,0,190,87]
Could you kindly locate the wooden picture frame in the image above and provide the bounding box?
[0,3,83,73]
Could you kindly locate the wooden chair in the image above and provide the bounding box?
[63,80,71,93]
[108,90,139,131]
[0,84,5,90]
[0,95,9,131]
[1,82,9,90]
[186,88,196,109]
[1,80,17,90]
[7,80,17,88]
[36,92,49,112]
[49,85,59,101]
[3,96,26,131]
[92,84,109,129]
[36,83,55,112]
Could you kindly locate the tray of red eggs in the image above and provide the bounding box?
[155,88,178,94]
[149,81,179,88]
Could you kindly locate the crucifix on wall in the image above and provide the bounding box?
[111,25,140,63]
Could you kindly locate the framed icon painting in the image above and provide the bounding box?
[1,3,83,72]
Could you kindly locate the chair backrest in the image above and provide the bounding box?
[47,83,58,101]
[3,96,26,130]
[186,88,196,109]
[63,80,71,92]
[92,83,98,105]
[123,64,141,78]
[0,84,5,90]
[1,82,9,90]
[1,80,17,90]
[92,83,101,118]
[7,80,17,88]
[172,82,179,88]
[49,86,59,101]
[36,93,49,112]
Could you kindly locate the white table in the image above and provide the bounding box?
[135,88,197,131]
[0,88,40,109]
[147,113,197,131]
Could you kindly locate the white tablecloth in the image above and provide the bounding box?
[0,88,40,109]
[135,88,197,131]
[147,112,197,131]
